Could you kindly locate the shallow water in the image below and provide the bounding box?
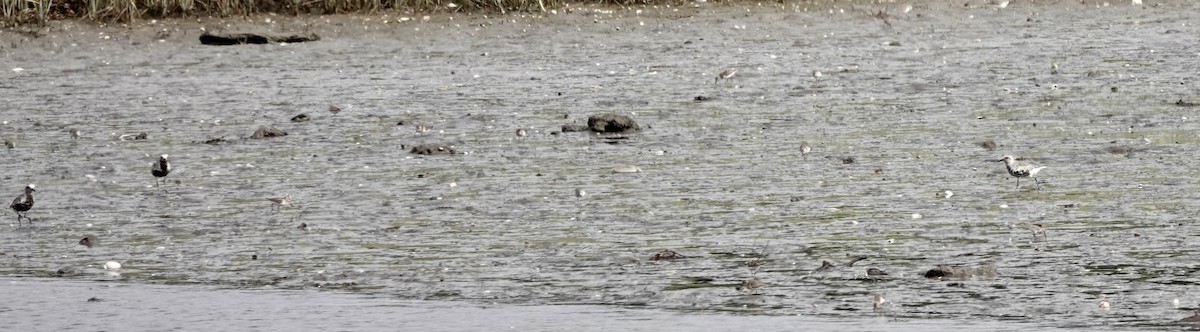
[2,0,1200,329]
[2,278,1074,331]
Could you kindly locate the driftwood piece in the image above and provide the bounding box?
[200,32,321,45]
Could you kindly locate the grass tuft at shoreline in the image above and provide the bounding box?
[0,0,655,26]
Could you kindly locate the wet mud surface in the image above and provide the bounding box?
[2,0,1200,329]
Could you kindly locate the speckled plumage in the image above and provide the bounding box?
[998,155,1046,189]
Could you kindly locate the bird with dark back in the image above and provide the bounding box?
[152,154,171,186]
[10,184,35,225]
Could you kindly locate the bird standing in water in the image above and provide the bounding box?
[10,184,35,225]
[715,68,736,83]
[152,154,171,186]
[267,194,291,211]
[997,155,1046,189]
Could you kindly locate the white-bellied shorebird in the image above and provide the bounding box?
[9,184,35,225]
[329,104,342,115]
[151,154,171,186]
[515,128,528,139]
[736,277,765,294]
[800,142,812,160]
[715,68,736,83]
[267,194,291,211]
[873,293,887,312]
[997,155,1046,189]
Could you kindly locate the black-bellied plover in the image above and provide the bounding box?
[267,194,291,211]
[800,142,812,160]
[997,155,1046,189]
[715,68,736,83]
[151,154,171,186]
[329,104,342,115]
[9,184,35,225]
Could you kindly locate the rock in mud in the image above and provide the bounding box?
[291,113,310,122]
[200,32,321,45]
[587,113,641,133]
[649,249,686,261]
[410,144,457,155]
[923,264,998,279]
[251,126,288,139]
[201,137,228,145]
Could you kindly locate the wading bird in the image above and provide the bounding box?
[152,154,171,186]
[10,184,35,225]
[997,155,1046,189]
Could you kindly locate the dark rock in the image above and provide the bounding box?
[587,113,641,133]
[561,123,590,132]
[979,140,997,151]
[410,144,457,155]
[841,156,856,164]
[291,113,310,122]
[649,249,686,261]
[694,95,709,101]
[251,126,288,139]
[200,32,320,46]
[87,297,103,302]
[923,263,997,279]
[202,137,227,145]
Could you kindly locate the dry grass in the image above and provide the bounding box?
[0,0,585,25]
